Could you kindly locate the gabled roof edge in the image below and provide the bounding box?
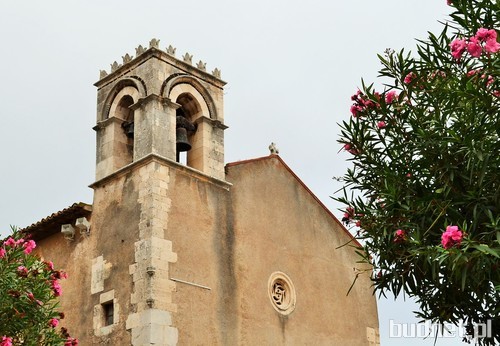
[226,155,362,247]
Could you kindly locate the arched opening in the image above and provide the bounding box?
[115,95,135,165]
[175,93,201,165]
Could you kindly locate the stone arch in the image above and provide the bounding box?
[162,75,217,120]
[108,86,140,121]
[101,78,145,121]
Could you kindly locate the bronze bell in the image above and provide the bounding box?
[122,121,134,139]
[176,127,191,152]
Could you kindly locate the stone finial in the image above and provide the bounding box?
[122,53,133,64]
[110,61,121,72]
[212,68,221,78]
[149,38,160,48]
[182,53,193,65]
[196,60,206,71]
[269,142,279,155]
[166,45,176,56]
[136,45,146,56]
[99,70,108,79]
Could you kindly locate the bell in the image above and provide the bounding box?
[123,121,134,138]
[176,127,191,152]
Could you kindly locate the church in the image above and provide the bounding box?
[24,39,379,345]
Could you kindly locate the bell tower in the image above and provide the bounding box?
[93,38,227,182]
[88,39,231,345]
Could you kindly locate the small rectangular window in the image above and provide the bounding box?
[103,301,114,326]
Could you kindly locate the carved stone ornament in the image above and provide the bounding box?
[268,272,296,315]
[99,70,108,79]
[212,68,221,78]
[166,45,176,56]
[182,53,193,65]
[135,45,146,56]
[196,60,206,71]
[122,53,133,64]
[110,61,121,72]
[149,38,160,48]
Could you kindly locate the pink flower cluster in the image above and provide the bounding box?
[385,90,398,104]
[404,72,416,84]
[450,28,500,60]
[441,225,463,249]
[2,237,37,254]
[350,90,379,117]
[0,336,12,346]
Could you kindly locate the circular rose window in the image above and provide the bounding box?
[268,272,296,315]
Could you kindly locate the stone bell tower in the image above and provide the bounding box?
[88,39,231,345]
[93,38,227,182]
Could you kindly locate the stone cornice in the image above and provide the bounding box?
[92,116,125,131]
[89,153,231,190]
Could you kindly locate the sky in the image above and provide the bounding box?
[0,1,470,344]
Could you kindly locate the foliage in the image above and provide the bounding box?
[0,227,78,346]
[336,0,499,344]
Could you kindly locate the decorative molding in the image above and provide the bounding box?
[196,60,206,71]
[149,38,160,49]
[166,45,176,56]
[212,68,221,78]
[99,70,108,79]
[182,52,193,65]
[135,45,146,56]
[110,61,121,72]
[122,53,133,64]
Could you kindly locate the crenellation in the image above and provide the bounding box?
[166,45,176,56]
[110,61,122,72]
[135,44,146,56]
[182,52,193,65]
[149,38,160,49]
[196,60,206,71]
[98,39,225,82]
[122,53,133,64]
[212,68,221,78]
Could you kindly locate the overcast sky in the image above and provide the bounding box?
[0,1,469,344]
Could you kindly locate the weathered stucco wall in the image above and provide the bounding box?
[224,155,379,345]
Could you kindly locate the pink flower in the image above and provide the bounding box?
[45,261,55,271]
[475,28,497,42]
[450,38,467,60]
[404,72,416,84]
[467,37,482,57]
[17,266,28,276]
[385,90,398,104]
[1,336,13,346]
[351,90,362,101]
[350,104,363,117]
[485,38,500,53]
[344,143,351,151]
[441,225,463,249]
[65,338,79,346]
[467,69,480,77]
[355,221,361,227]
[4,238,16,247]
[394,229,407,243]
[377,121,386,129]
[52,280,62,297]
[0,248,5,259]
[49,318,59,328]
[23,240,36,254]
[446,0,452,5]
[27,292,35,301]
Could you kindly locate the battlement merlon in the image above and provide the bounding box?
[94,42,226,91]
